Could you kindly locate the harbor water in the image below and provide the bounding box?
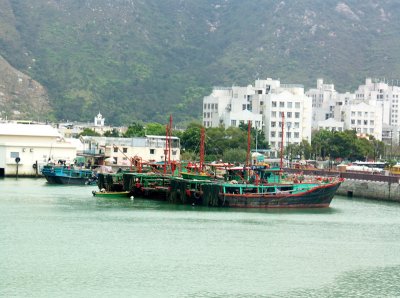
[1,178,400,297]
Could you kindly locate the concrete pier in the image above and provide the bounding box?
[336,179,400,202]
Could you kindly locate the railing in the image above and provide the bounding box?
[284,168,400,183]
[82,149,103,155]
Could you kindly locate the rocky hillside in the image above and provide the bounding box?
[0,0,400,124]
[0,55,51,121]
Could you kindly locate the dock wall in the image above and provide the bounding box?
[336,179,400,202]
[285,168,400,202]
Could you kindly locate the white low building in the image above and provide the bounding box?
[0,123,77,176]
[80,135,180,166]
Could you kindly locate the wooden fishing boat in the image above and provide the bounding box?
[200,178,343,208]
[123,172,171,201]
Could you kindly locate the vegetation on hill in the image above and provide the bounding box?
[1,1,400,124]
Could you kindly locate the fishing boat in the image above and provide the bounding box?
[169,119,343,208]
[92,190,130,198]
[41,164,97,185]
[199,178,342,208]
[123,172,171,200]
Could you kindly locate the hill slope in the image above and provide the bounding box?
[0,0,400,124]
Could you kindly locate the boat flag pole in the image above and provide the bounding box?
[247,120,251,181]
[280,112,285,178]
[200,126,205,172]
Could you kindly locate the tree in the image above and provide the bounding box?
[145,122,166,136]
[78,128,100,136]
[180,122,202,152]
[238,122,269,149]
[222,148,247,163]
[103,128,120,137]
[124,122,145,137]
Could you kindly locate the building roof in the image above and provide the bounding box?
[0,123,62,137]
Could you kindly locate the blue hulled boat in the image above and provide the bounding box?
[41,164,97,185]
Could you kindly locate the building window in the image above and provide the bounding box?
[351,119,355,124]
[295,112,300,118]
[294,122,299,128]
[114,147,118,153]
[364,120,368,125]
[150,149,155,154]
[204,104,207,109]
[279,102,285,108]
[271,132,276,137]
[172,150,177,155]
[203,113,206,118]
[211,104,214,109]
[351,111,355,116]
[294,132,299,138]
[272,111,277,118]
[123,148,127,153]
[370,120,374,125]
[272,101,277,107]
[357,120,361,125]
[287,102,292,108]
[358,111,362,116]
[295,102,300,108]
[242,104,246,110]
[287,112,292,118]
[231,120,237,126]
[271,121,276,127]
[10,152,19,158]
[215,104,218,109]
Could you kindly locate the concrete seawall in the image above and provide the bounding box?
[336,179,400,202]
[284,168,400,203]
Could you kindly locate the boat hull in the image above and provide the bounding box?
[92,191,130,198]
[218,182,341,208]
[41,165,96,185]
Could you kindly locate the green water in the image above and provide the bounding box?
[1,178,400,297]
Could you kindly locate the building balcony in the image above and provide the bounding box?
[82,149,104,156]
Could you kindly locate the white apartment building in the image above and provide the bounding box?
[264,84,312,157]
[203,84,263,130]
[341,102,382,140]
[203,78,312,157]
[317,118,344,132]
[354,78,400,127]
[306,79,337,128]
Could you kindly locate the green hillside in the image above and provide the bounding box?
[1,0,400,125]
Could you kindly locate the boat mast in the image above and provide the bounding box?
[246,120,251,179]
[200,126,205,172]
[168,115,172,167]
[163,114,173,175]
[280,112,285,173]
